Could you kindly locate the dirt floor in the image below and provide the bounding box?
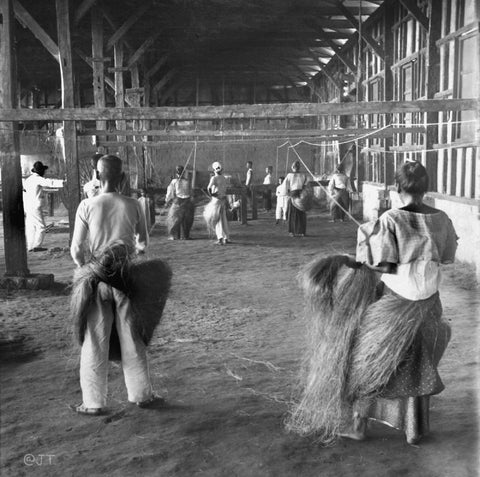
[0,204,479,477]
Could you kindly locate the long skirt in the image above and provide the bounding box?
[263,189,272,211]
[330,188,349,221]
[167,197,195,239]
[287,200,307,236]
[354,287,451,440]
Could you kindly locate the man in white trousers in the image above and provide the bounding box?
[23,161,64,252]
[70,154,158,415]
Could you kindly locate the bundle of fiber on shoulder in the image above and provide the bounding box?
[167,199,195,234]
[286,254,378,444]
[70,244,172,361]
[203,198,223,234]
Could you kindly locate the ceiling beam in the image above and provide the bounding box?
[106,2,151,50]
[398,0,430,31]
[311,24,357,75]
[13,0,60,61]
[74,0,97,25]
[0,100,476,122]
[145,54,169,79]
[334,0,384,59]
[127,31,161,69]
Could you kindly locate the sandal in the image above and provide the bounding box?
[72,403,104,416]
[135,395,165,409]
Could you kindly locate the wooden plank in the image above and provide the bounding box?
[127,31,161,69]
[398,0,429,31]
[464,147,473,199]
[455,147,465,197]
[437,148,445,194]
[0,99,477,122]
[80,126,426,138]
[56,0,80,235]
[0,0,29,276]
[425,0,442,192]
[74,0,97,25]
[106,2,151,49]
[13,0,59,61]
[91,6,106,136]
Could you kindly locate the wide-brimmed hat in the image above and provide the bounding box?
[31,161,49,174]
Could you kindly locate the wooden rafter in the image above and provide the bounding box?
[153,69,178,93]
[311,23,357,75]
[334,0,384,59]
[127,31,161,69]
[398,0,429,31]
[13,0,59,61]
[106,2,151,49]
[145,54,169,79]
[74,0,97,25]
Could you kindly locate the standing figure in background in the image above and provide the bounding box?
[284,161,309,237]
[23,161,64,252]
[275,176,288,225]
[328,160,353,222]
[204,162,230,245]
[165,165,195,240]
[262,166,273,212]
[245,161,253,192]
[138,189,152,233]
[83,153,103,199]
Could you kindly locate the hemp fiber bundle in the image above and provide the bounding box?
[286,255,378,444]
[287,254,444,444]
[70,244,172,361]
[167,198,195,236]
[203,198,223,234]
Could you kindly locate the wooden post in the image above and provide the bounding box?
[383,4,395,188]
[113,41,130,193]
[251,185,258,220]
[0,0,29,276]
[56,0,80,237]
[91,5,106,142]
[425,0,442,192]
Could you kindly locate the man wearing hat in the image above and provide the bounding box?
[23,161,65,252]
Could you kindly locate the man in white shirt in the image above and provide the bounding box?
[23,161,64,252]
[70,155,157,415]
[165,165,194,240]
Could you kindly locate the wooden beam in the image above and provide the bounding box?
[127,31,161,69]
[56,0,80,235]
[81,126,425,138]
[0,100,476,122]
[13,0,60,61]
[145,54,168,79]
[311,24,357,74]
[0,0,29,276]
[91,5,106,134]
[398,0,429,31]
[335,0,385,59]
[153,69,177,92]
[106,2,151,49]
[74,0,97,25]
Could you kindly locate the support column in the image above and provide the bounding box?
[0,0,29,276]
[56,0,80,237]
[425,0,442,192]
[91,5,106,143]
